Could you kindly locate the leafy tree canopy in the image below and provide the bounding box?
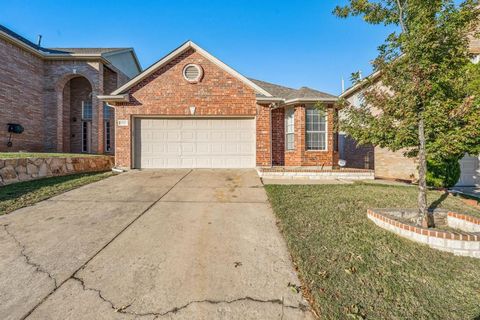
[337,0,480,160]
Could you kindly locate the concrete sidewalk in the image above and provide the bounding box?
[0,169,313,320]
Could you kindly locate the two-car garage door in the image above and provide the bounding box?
[134,118,256,169]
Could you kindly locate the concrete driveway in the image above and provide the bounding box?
[0,169,313,320]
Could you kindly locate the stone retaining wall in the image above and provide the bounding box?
[0,156,114,186]
[367,209,480,259]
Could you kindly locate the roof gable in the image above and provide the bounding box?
[112,41,271,97]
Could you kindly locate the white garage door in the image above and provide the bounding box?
[456,155,479,187]
[134,118,256,169]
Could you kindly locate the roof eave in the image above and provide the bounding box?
[43,53,104,59]
[0,31,112,63]
[340,70,382,99]
[256,97,338,106]
[97,94,130,102]
[256,97,284,104]
[0,29,43,57]
[284,98,338,105]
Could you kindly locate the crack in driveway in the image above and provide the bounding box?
[71,275,308,319]
[2,224,58,289]
[8,169,312,319]
[19,170,193,320]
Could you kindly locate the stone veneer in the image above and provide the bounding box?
[0,156,113,186]
[367,209,480,259]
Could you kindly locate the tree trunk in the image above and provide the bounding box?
[417,118,433,227]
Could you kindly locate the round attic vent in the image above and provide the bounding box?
[183,64,203,83]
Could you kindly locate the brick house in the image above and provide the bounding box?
[100,41,339,170]
[0,24,141,154]
[340,34,480,187]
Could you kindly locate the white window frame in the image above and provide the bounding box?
[285,108,295,151]
[305,107,328,151]
[82,101,92,120]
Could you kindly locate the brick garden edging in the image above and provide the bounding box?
[367,209,480,258]
[0,156,114,186]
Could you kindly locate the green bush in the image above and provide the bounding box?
[426,157,461,188]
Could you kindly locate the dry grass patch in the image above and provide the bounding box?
[265,183,480,320]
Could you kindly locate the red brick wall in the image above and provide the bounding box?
[342,136,374,169]
[0,35,129,154]
[113,48,258,168]
[43,60,103,152]
[62,83,71,152]
[284,105,337,168]
[0,38,45,152]
[256,104,272,167]
[271,108,285,166]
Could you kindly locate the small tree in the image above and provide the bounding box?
[335,0,480,226]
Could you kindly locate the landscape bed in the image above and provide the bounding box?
[265,183,480,319]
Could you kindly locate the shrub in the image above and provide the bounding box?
[426,157,461,188]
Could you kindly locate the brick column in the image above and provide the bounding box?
[271,108,285,166]
[285,104,305,166]
[256,104,272,167]
[91,63,104,154]
[56,90,64,152]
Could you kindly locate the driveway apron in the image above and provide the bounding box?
[0,169,313,319]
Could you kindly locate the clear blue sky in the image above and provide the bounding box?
[3,0,395,95]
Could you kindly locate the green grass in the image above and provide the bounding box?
[0,152,104,159]
[265,183,480,320]
[0,172,113,215]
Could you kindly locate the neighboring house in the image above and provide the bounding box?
[0,24,141,154]
[100,41,339,169]
[340,34,480,187]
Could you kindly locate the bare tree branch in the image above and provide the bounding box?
[396,0,407,33]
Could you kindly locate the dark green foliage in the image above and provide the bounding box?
[335,0,480,159]
[426,157,461,188]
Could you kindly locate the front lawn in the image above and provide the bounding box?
[0,152,103,159]
[0,172,113,215]
[265,183,480,320]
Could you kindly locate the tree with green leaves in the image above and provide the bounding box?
[335,0,480,227]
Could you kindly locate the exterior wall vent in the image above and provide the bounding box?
[183,64,203,83]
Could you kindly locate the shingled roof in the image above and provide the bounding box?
[249,78,337,101]
[0,24,130,56]
[47,48,130,55]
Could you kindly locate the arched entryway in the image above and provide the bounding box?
[60,76,93,153]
